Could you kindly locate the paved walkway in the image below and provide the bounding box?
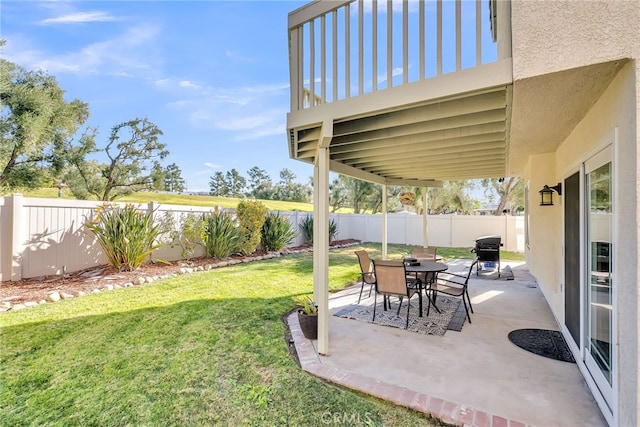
[287,261,607,427]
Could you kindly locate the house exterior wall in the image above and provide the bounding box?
[511,1,639,424]
[524,61,638,425]
[511,0,639,81]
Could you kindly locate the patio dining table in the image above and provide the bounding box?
[405,260,448,315]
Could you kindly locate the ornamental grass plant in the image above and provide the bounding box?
[298,215,338,244]
[261,212,296,252]
[85,203,163,271]
[202,210,239,259]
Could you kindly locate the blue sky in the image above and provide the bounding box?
[2,0,310,192]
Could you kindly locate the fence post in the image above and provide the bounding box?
[10,193,24,281]
[147,201,159,261]
[449,215,455,247]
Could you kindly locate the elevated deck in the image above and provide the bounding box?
[287,0,513,185]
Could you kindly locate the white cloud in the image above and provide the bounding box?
[179,80,202,89]
[5,23,161,77]
[225,50,253,62]
[155,76,290,141]
[154,78,172,88]
[39,11,120,25]
[234,124,285,141]
[194,162,221,176]
[209,110,283,132]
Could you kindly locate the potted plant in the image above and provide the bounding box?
[297,297,318,340]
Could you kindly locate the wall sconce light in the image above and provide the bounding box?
[539,183,562,206]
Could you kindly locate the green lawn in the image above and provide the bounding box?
[0,243,458,427]
[11,188,318,212]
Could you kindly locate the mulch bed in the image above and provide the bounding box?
[0,239,361,309]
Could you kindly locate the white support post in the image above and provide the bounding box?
[314,147,330,355]
[382,185,388,259]
[10,193,24,281]
[422,189,429,247]
[496,0,512,60]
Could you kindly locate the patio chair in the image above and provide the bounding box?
[410,247,438,284]
[431,258,479,323]
[411,246,437,261]
[372,260,422,329]
[355,250,376,303]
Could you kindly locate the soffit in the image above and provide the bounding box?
[292,86,510,184]
[508,60,627,175]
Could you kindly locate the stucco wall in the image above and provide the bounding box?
[526,62,638,426]
[511,0,639,80]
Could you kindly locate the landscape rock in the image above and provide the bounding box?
[11,304,26,310]
[47,292,61,302]
[24,301,39,308]
[60,292,74,300]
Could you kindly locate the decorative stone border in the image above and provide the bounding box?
[1,241,361,313]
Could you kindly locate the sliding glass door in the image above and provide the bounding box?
[584,147,613,407]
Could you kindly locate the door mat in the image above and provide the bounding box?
[334,295,464,336]
[508,328,576,363]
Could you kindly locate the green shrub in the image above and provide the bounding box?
[202,210,239,259]
[236,199,268,255]
[298,215,338,245]
[85,203,163,271]
[298,215,314,244]
[179,213,205,258]
[261,212,296,252]
[161,212,205,259]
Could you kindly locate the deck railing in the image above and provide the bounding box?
[289,0,511,111]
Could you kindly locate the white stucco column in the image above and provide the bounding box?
[313,146,330,355]
[381,185,388,259]
[422,188,429,247]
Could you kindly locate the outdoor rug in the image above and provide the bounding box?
[508,328,576,363]
[334,295,465,336]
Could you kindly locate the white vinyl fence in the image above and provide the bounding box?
[0,195,524,281]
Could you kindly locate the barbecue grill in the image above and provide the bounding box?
[472,235,503,277]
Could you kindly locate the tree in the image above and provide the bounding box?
[332,175,377,213]
[247,166,274,199]
[481,177,523,215]
[150,162,165,191]
[0,53,89,189]
[66,118,168,201]
[275,168,312,202]
[209,171,228,196]
[164,163,186,193]
[329,176,350,212]
[225,168,246,197]
[427,180,476,214]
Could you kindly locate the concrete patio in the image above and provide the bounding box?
[288,260,607,426]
